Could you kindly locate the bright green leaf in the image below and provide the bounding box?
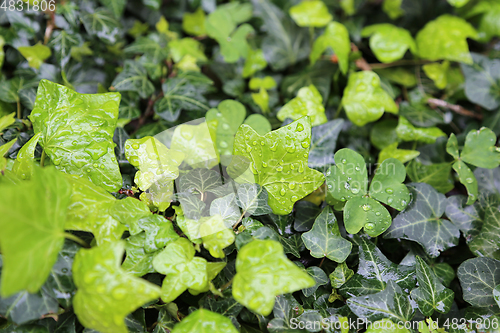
[378,142,420,164]
[383,0,404,19]
[423,61,449,89]
[249,76,276,90]
[289,1,332,28]
[73,241,161,333]
[183,8,206,36]
[231,117,325,214]
[461,127,500,169]
[310,22,350,74]
[169,38,207,63]
[361,24,416,63]
[199,214,236,258]
[341,71,398,127]
[0,113,15,133]
[232,239,315,316]
[0,167,70,297]
[12,132,40,180]
[344,197,392,236]
[416,15,478,64]
[242,48,267,78]
[453,161,478,205]
[17,42,51,70]
[370,158,410,210]
[152,238,208,303]
[277,85,326,127]
[171,309,238,333]
[396,116,446,144]
[448,0,470,7]
[30,80,123,192]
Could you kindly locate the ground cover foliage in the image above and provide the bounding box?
[1,0,500,332]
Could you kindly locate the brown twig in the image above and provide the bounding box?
[368,59,432,69]
[351,43,372,71]
[43,9,56,45]
[427,98,483,120]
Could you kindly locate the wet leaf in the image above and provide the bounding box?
[396,117,445,144]
[467,196,500,259]
[370,158,409,210]
[232,239,315,316]
[12,132,40,180]
[308,119,344,168]
[277,85,326,127]
[199,214,235,258]
[73,241,161,333]
[411,256,454,316]
[0,167,70,297]
[458,257,500,308]
[30,79,123,192]
[460,127,500,169]
[122,233,157,276]
[330,262,354,289]
[152,238,208,302]
[384,183,460,257]
[231,117,325,215]
[235,183,273,216]
[17,42,51,69]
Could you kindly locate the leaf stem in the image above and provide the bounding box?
[334,103,343,118]
[219,277,234,292]
[17,100,21,119]
[40,150,46,167]
[368,59,432,69]
[64,232,90,248]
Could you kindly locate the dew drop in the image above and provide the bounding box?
[253,141,258,145]
[341,159,347,164]
[276,166,283,172]
[260,141,265,146]
[296,123,304,132]
[351,188,360,194]
[86,169,91,173]
[362,204,371,211]
[355,166,360,171]
[301,140,310,148]
[375,212,381,216]
[93,163,98,168]
[466,178,473,184]
[246,146,252,152]
[385,188,393,194]
[289,183,296,190]
[388,198,393,204]
[341,197,346,201]
[280,188,286,196]
[222,123,230,130]
[364,222,375,230]
[401,200,407,206]
[132,144,139,149]
[290,164,295,170]
[220,141,228,148]
[262,161,268,168]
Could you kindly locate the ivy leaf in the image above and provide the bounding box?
[267,294,302,331]
[30,80,123,191]
[0,113,15,132]
[467,196,500,259]
[210,193,240,227]
[347,280,414,323]
[152,238,208,303]
[308,119,344,168]
[242,48,267,78]
[289,1,332,28]
[384,183,460,257]
[155,72,212,122]
[99,0,126,18]
[111,60,154,99]
[396,117,445,144]
[169,38,207,63]
[423,61,449,89]
[378,142,420,164]
[0,167,70,297]
[461,127,500,169]
[383,0,404,19]
[461,53,500,110]
[370,158,409,211]
[452,161,478,205]
[81,8,122,45]
[341,71,398,127]
[199,214,236,258]
[122,233,157,276]
[179,168,222,194]
[277,85,326,127]
[73,241,161,333]
[12,132,40,180]
[232,239,315,316]
[136,215,180,253]
[341,237,416,297]
[125,136,184,211]
[48,31,80,71]
[235,183,273,216]
[183,8,206,37]
[326,148,367,203]
[416,15,478,64]
[467,0,500,42]
[17,42,51,70]
[344,197,392,236]
[169,124,218,169]
[171,309,238,333]
[458,257,500,308]
[411,256,454,316]
[361,24,416,63]
[310,22,350,74]
[330,262,354,289]
[302,207,352,262]
[206,100,246,159]
[406,161,454,194]
[252,0,310,71]
[303,266,329,297]
[231,117,325,214]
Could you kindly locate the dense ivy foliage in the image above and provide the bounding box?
[1,0,500,332]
